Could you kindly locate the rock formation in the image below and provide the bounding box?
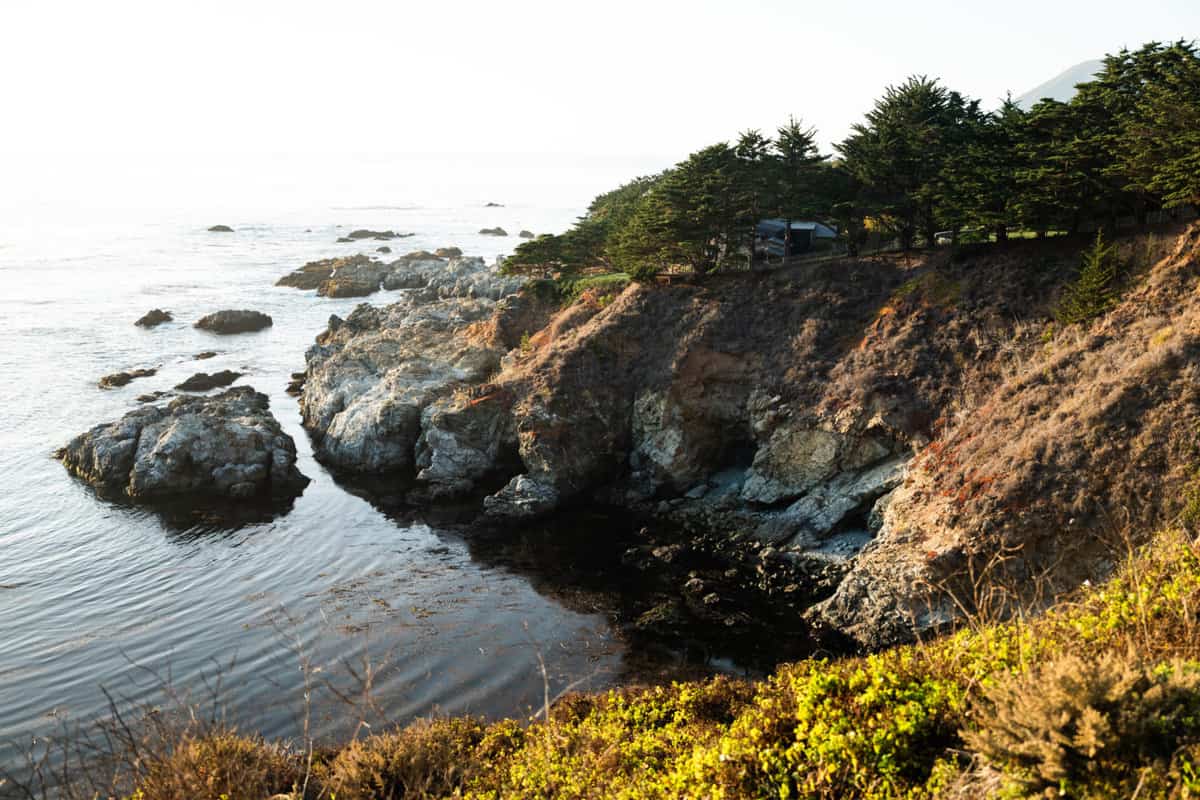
[195,309,273,334]
[98,367,158,389]
[57,387,308,503]
[135,309,172,328]
[175,370,242,391]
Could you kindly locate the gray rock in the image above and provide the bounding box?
[195,309,273,334]
[57,386,308,502]
[483,474,559,519]
[134,309,172,328]
[299,299,507,473]
[175,370,242,392]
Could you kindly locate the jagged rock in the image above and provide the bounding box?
[195,309,273,334]
[381,253,447,290]
[479,227,507,236]
[753,457,908,547]
[483,474,559,519]
[207,225,234,233]
[98,367,157,389]
[57,387,308,502]
[134,309,172,328]
[175,370,242,391]
[299,300,507,473]
[415,392,515,498]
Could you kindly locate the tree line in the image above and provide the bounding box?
[503,41,1200,282]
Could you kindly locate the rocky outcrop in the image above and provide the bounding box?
[299,300,507,473]
[297,257,536,475]
[277,254,386,296]
[57,387,308,503]
[135,309,172,328]
[99,367,157,389]
[298,224,1200,650]
[195,309,273,334]
[207,225,234,233]
[345,229,412,241]
[175,370,242,391]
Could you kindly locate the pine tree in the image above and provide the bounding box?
[1056,231,1121,324]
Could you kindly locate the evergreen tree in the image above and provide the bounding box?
[838,77,969,249]
[1056,231,1121,324]
[772,117,825,255]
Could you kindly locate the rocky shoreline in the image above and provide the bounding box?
[57,224,1200,660]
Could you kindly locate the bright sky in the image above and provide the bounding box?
[0,0,1196,215]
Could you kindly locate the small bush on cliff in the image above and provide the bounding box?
[963,653,1200,796]
[1056,232,1121,325]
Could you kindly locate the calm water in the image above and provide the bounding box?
[0,173,652,769]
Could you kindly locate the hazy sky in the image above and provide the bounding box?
[3,0,1197,160]
[1,0,1197,217]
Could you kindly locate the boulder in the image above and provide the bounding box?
[175,370,242,391]
[98,367,157,389]
[377,246,391,254]
[207,225,234,233]
[518,230,535,239]
[135,309,172,328]
[479,227,507,236]
[57,387,308,502]
[435,247,463,258]
[195,309,273,334]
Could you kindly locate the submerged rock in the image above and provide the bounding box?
[175,370,242,391]
[57,387,308,503]
[195,309,273,334]
[98,367,157,389]
[134,309,172,328]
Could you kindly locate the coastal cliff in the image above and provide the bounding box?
[297,222,1200,649]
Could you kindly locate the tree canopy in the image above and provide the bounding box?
[502,40,1200,282]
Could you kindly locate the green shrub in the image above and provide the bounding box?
[1056,232,1121,325]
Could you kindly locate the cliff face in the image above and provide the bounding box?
[300,223,1200,647]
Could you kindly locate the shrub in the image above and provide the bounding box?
[317,717,503,800]
[962,653,1200,796]
[134,730,301,800]
[1056,232,1120,325]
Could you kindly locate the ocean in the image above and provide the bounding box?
[0,151,670,768]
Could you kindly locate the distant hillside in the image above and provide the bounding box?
[1014,58,1103,108]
